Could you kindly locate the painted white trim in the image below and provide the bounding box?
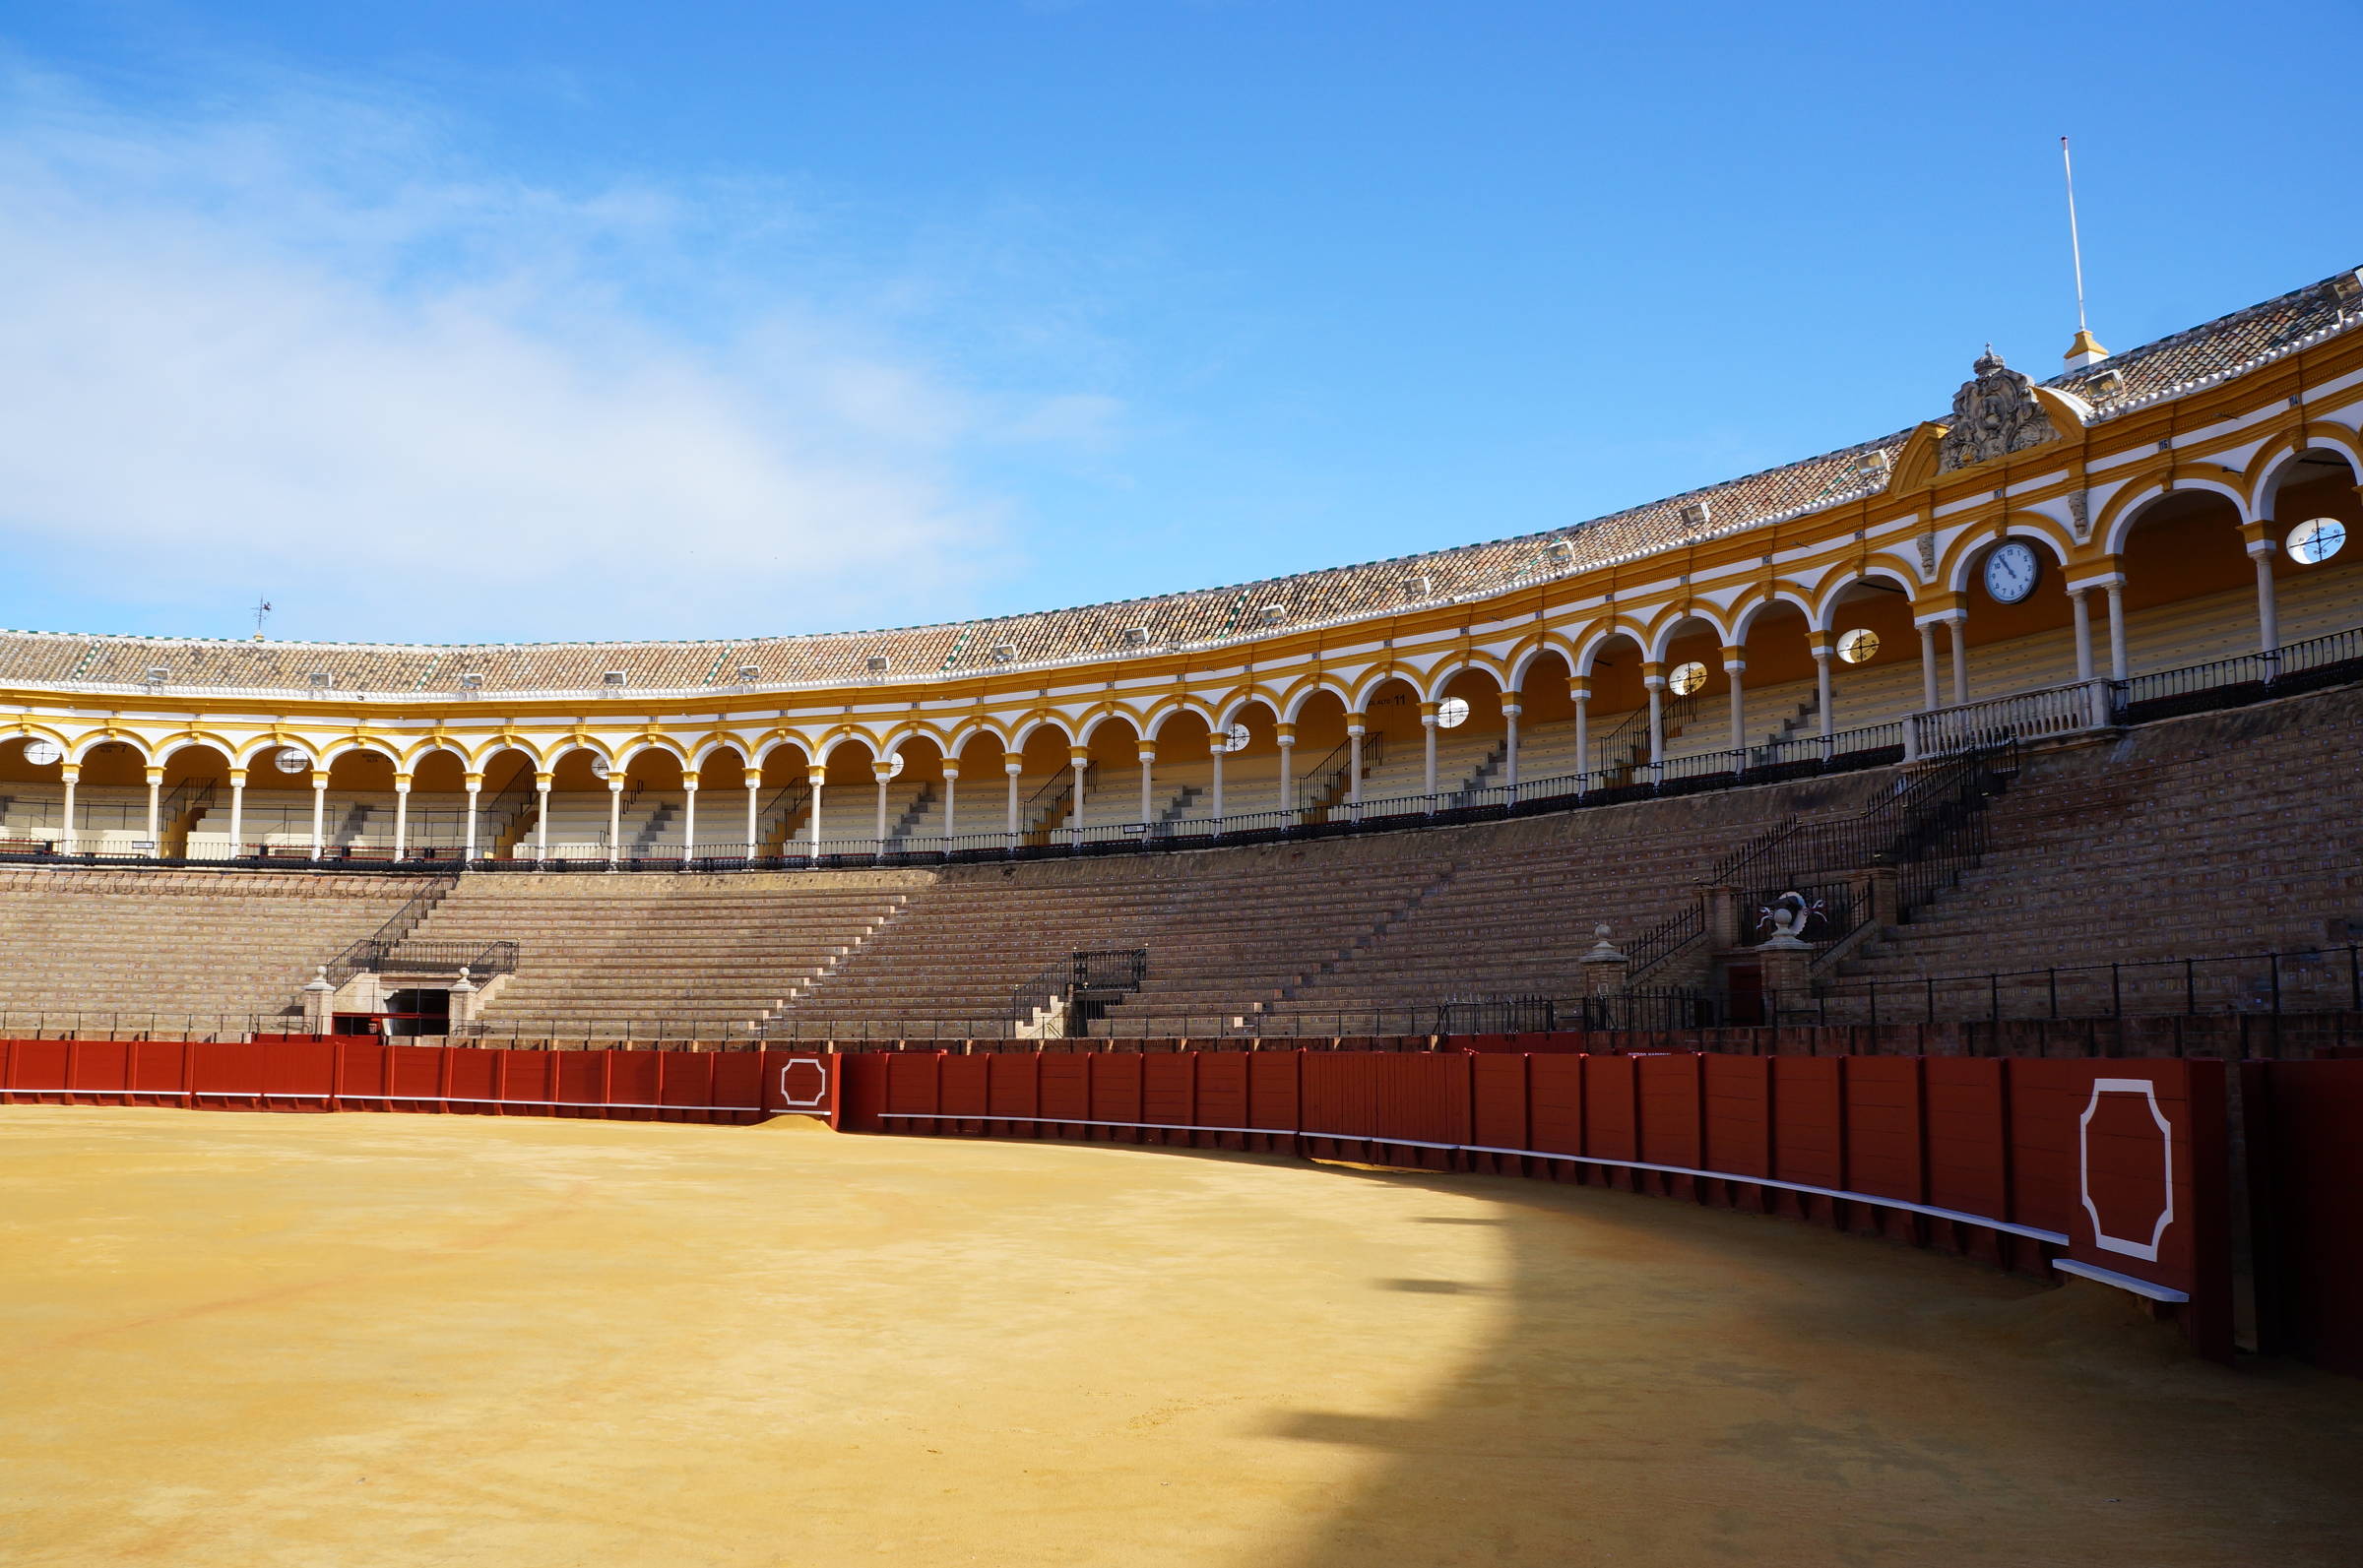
[2053,1257,2189,1303]
[874,1112,2071,1244]
[2077,1078,2176,1263]
[777,1057,830,1109]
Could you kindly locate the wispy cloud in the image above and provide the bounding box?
[0,61,1118,643]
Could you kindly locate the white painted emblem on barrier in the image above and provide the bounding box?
[2076,1078,2174,1263]
[778,1056,829,1110]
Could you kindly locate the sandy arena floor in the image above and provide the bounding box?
[2,1106,2359,1567]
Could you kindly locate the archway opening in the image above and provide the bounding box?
[2261,452,2363,648]
[1960,533,2074,700]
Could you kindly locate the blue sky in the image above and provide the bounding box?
[2,2,2357,645]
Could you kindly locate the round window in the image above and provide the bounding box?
[1222,723,1250,754]
[22,739,63,767]
[1837,628,1881,664]
[588,755,611,780]
[2287,518,2348,565]
[1436,696,1471,728]
[884,753,906,780]
[273,746,313,774]
[1667,660,1708,697]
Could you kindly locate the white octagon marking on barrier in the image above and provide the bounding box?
[2077,1077,2175,1264]
[778,1056,829,1110]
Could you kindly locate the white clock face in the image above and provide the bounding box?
[1982,541,2040,604]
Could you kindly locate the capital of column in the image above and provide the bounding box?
[1498,702,1521,719]
[534,773,551,788]
[2065,571,2125,594]
[1003,759,1024,777]
[227,767,248,786]
[1719,645,1745,668]
[393,774,411,792]
[1068,747,1090,768]
[2239,520,2273,549]
[58,764,79,783]
[807,765,829,784]
[464,773,483,792]
[144,766,165,784]
[940,762,962,781]
[1274,723,1296,745]
[1913,607,1970,628]
[313,775,330,791]
[1806,630,1835,658]
[1345,717,1366,736]
[681,772,700,790]
[609,777,628,793]
[1207,735,1231,755]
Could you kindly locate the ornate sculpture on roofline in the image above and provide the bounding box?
[1936,346,2060,472]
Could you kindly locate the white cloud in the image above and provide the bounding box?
[0,65,1117,642]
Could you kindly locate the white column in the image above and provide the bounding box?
[744,778,760,857]
[1420,705,1438,797]
[940,763,959,849]
[1346,722,1365,806]
[680,776,698,857]
[1210,737,1227,820]
[2250,539,2280,655]
[1500,704,1520,791]
[1003,756,1022,846]
[2069,589,2094,681]
[1068,749,1089,847]
[144,767,162,857]
[873,766,891,847]
[1572,686,1591,779]
[534,776,550,861]
[1918,623,1941,710]
[392,777,409,859]
[1812,643,1835,742]
[1948,618,1970,706]
[1276,727,1296,818]
[2104,584,2128,682]
[463,776,480,861]
[1643,670,1666,769]
[226,769,246,857]
[1137,747,1155,823]
[309,775,326,860]
[807,768,826,853]
[59,766,77,852]
[608,778,625,865]
[1724,654,1747,754]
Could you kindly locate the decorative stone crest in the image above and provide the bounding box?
[2067,490,2091,543]
[1937,347,2059,472]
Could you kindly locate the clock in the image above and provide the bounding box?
[1982,540,2040,604]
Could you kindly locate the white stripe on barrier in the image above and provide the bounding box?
[877,1111,2073,1245]
[2053,1257,2189,1302]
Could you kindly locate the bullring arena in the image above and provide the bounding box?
[7,270,2363,1565]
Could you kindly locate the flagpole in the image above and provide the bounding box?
[2062,135,2089,336]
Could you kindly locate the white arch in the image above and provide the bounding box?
[1946,521,2079,594]
[1644,610,1729,663]
[2255,439,2363,519]
[2099,481,2250,559]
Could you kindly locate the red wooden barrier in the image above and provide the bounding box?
[0,1038,837,1125]
[834,1047,2232,1357]
[2,1039,2235,1358]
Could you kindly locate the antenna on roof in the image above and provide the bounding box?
[2059,137,2108,369]
[251,597,273,642]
